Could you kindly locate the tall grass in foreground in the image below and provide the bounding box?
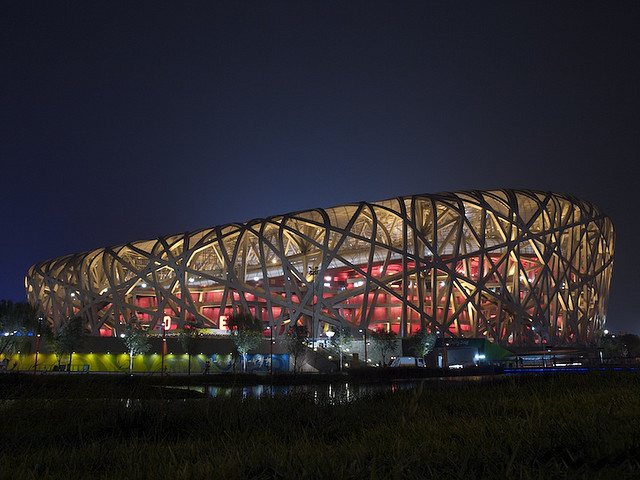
[1,373,639,479]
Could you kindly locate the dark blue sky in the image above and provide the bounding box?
[2,1,639,332]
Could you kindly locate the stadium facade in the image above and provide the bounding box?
[26,190,614,347]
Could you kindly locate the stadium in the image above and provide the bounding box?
[26,189,614,347]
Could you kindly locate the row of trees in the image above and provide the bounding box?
[0,300,89,371]
[0,301,172,373]
[600,332,640,359]
[225,312,309,373]
[224,316,438,372]
[329,328,437,368]
[0,300,40,359]
[13,299,640,373]
[118,314,437,373]
[0,301,439,373]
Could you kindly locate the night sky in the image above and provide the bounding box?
[2,2,639,332]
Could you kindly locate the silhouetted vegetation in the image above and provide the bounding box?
[411,330,437,358]
[45,316,84,371]
[1,372,639,478]
[0,300,38,357]
[370,328,398,365]
[226,311,263,372]
[122,321,151,373]
[178,321,198,375]
[600,333,640,363]
[330,327,352,372]
[285,324,308,373]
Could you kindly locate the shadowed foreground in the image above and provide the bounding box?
[1,373,639,479]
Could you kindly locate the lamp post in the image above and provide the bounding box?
[437,326,448,369]
[359,328,368,367]
[598,347,604,365]
[269,325,274,376]
[34,316,43,374]
[325,329,335,345]
[325,330,335,370]
[308,266,319,350]
[161,316,169,377]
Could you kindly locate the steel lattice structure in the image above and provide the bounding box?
[26,190,614,346]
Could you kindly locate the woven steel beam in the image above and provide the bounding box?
[25,189,614,347]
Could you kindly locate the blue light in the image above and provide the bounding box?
[504,367,638,375]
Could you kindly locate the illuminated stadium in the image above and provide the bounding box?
[26,190,614,347]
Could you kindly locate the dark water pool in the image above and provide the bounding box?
[167,375,493,404]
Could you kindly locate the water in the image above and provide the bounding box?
[168,375,492,404]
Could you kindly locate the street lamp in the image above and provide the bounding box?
[268,325,274,376]
[161,316,170,377]
[547,346,555,367]
[436,326,448,369]
[359,328,368,366]
[34,315,43,374]
[308,266,319,350]
[598,347,604,365]
[325,330,336,370]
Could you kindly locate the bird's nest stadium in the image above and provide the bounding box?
[26,189,614,347]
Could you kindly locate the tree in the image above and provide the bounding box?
[226,311,263,373]
[601,333,624,360]
[46,316,84,372]
[0,300,39,359]
[178,322,198,376]
[619,334,640,358]
[371,329,398,366]
[285,324,308,374]
[602,333,640,362]
[122,322,151,373]
[412,330,437,358]
[330,327,352,372]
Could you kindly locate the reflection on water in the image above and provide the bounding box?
[206,382,378,404]
[0,376,496,407]
[203,376,490,404]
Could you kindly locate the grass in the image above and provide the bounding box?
[1,372,639,479]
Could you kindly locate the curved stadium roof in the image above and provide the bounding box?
[26,189,614,346]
